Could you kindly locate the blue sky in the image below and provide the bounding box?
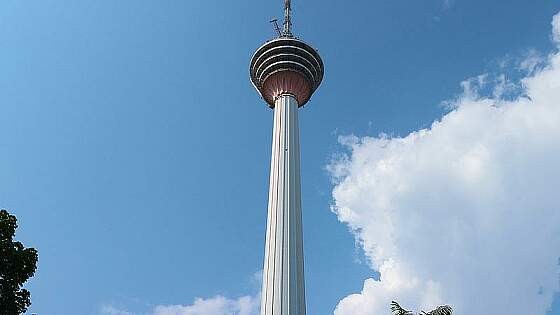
[1,1,559,314]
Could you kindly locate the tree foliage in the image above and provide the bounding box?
[420,305,453,315]
[390,301,453,315]
[391,301,413,315]
[0,210,38,315]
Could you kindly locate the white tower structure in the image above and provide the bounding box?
[250,2,324,315]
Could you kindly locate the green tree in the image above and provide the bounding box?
[390,301,453,315]
[0,210,38,315]
[391,301,413,315]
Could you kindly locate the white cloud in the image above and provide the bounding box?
[101,295,259,315]
[518,49,545,74]
[151,295,259,315]
[101,305,134,315]
[553,12,560,45]
[328,10,560,315]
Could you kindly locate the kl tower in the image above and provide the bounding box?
[250,1,324,315]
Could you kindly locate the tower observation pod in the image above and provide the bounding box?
[249,1,324,315]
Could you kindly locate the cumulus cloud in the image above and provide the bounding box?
[101,295,259,315]
[101,305,134,315]
[553,12,560,45]
[518,49,546,74]
[328,11,560,315]
[150,295,259,315]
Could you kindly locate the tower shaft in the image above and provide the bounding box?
[261,94,306,315]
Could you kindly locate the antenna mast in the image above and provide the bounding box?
[270,18,282,37]
[283,0,292,36]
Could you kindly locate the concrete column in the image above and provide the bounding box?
[260,94,306,315]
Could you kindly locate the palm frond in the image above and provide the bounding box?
[390,301,413,315]
[420,305,453,315]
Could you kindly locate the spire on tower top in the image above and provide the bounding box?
[283,0,292,36]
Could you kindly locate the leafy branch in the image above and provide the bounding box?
[390,301,453,315]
